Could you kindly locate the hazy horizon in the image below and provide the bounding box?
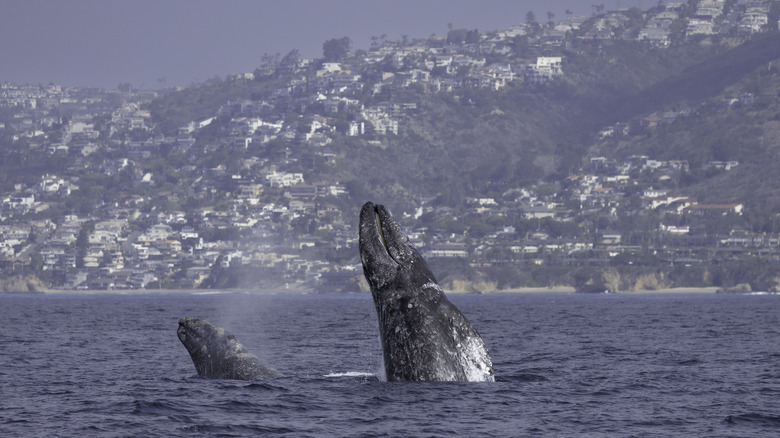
[1,0,645,89]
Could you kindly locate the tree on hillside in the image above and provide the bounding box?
[767,1,780,32]
[280,49,301,68]
[526,11,541,36]
[75,221,95,269]
[323,37,351,62]
[447,29,479,45]
[255,52,281,77]
[466,29,480,44]
[447,29,469,45]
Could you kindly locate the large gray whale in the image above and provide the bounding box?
[177,317,281,380]
[358,201,494,382]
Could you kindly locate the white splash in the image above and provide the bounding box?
[422,282,443,292]
[324,371,377,378]
[453,326,495,382]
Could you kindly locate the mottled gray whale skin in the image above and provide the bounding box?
[358,201,494,382]
[177,317,281,380]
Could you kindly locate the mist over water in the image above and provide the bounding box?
[1,292,778,437]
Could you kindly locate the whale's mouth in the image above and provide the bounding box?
[359,202,407,274]
[375,210,390,255]
[373,206,402,266]
[177,326,187,342]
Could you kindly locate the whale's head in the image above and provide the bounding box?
[177,317,237,362]
[358,202,495,382]
[358,202,438,300]
[177,317,280,380]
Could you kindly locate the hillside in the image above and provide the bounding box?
[139,32,780,212]
[610,32,780,121]
[302,36,780,211]
[3,3,780,292]
[590,34,780,208]
[140,21,780,291]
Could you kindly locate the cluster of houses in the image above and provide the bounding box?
[685,0,773,36]
[0,138,768,291]
[591,0,776,47]
[1,143,758,291]
[0,82,156,160]
[394,149,757,269]
[0,171,362,290]
[204,1,776,156]
[576,155,744,217]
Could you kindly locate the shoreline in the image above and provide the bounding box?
[16,286,724,295]
[466,286,720,294]
[39,287,312,295]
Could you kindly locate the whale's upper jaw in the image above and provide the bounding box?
[358,202,395,289]
[177,317,223,353]
[177,318,203,352]
[177,324,188,343]
[358,202,436,293]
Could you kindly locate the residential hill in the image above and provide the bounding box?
[145,33,780,211]
[4,3,780,292]
[591,34,780,207]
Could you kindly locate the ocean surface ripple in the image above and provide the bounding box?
[1,292,778,437]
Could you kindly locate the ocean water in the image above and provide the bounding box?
[1,292,778,437]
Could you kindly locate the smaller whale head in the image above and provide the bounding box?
[177,317,238,362]
[358,202,438,298]
[177,317,280,380]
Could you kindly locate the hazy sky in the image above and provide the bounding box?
[1,0,645,89]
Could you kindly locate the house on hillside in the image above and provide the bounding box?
[684,203,743,216]
[424,244,469,258]
[739,7,769,34]
[525,57,563,83]
[638,27,671,47]
[687,18,715,35]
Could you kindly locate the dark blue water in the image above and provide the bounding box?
[1,292,778,437]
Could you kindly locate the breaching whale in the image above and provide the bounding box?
[358,201,494,382]
[177,317,281,380]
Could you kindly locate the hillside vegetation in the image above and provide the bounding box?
[143,33,780,210]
